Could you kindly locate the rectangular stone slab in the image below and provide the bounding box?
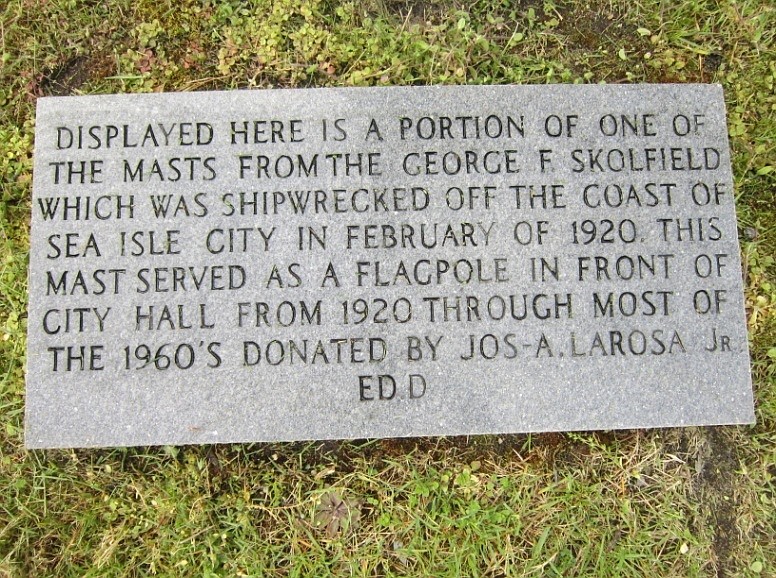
[25,84,754,448]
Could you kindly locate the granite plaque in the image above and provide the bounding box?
[25,84,754,448]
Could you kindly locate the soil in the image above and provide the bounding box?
[696,427,741,578]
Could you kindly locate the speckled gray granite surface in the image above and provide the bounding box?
[26,84,753,448]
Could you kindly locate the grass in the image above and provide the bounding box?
[1,0,775,575]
